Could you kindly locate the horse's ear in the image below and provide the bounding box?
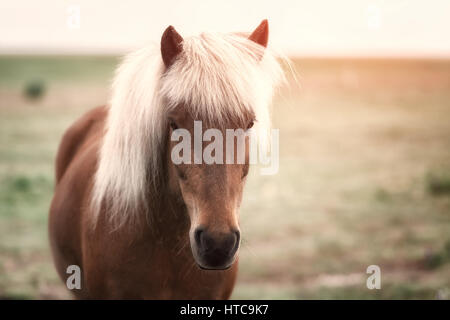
[161,25,184,68]
[248,19,269,48]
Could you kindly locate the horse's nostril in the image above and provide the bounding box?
[194,228,214,252]
[234,230,240,248]
[223,230,239,252]
[235,231,240,250]
[194,228,204,248]
[228,230,240,256]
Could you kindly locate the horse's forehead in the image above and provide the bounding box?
[168,102,254,129]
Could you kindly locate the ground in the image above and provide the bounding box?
[0,56,449,299]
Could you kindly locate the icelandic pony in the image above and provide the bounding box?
[49,20,284,299]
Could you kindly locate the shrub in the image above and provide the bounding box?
[23,79,46,100]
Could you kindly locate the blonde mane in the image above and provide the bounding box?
[92,31,286,228]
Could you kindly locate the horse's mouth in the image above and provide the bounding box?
[192,247,239,271]
[197,263,233,271]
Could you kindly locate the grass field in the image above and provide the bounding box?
[0,56,449,299]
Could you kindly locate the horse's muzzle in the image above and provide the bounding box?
[191,227,240,270]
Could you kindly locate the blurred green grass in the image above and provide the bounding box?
[0,56,118,87]
[0,56,449,299]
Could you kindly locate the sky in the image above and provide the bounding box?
[0,0,449,57]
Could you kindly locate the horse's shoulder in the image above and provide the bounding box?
[55,105,108,183]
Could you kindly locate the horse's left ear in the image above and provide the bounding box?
[161,25,184,68]
[248,19,269,48]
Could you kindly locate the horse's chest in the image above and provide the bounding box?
[131,246,233,299]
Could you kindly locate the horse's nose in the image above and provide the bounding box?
[194,227,240,269]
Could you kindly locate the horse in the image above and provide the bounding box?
[49,19,285,299]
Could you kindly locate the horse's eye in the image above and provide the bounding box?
[169,121,178,130]
[177,169,187,180]
[246,120,254,130]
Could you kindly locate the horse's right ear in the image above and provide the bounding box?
[248,19,269,48]
[161,26,184,68]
